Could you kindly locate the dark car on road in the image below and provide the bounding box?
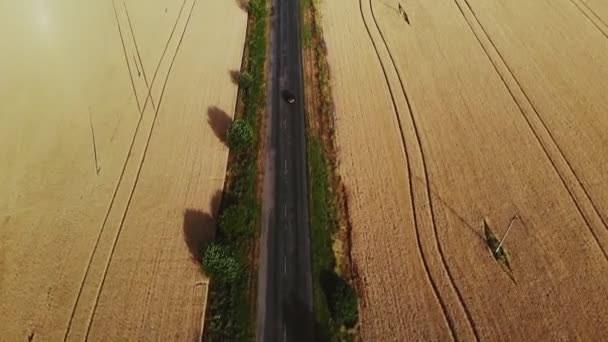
[282,90,296,104]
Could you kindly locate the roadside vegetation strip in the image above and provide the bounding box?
[201,0,267,340]
[301,0,360,340]
[308,138,358,341]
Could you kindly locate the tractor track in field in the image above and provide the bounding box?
[62,0,196,339]
[365,0,481,339]
[137,0,190,114]
[354,1,459,340]
[567,0,608,39]
[62,1,151,337]
[357,0,484,339]
[81,0,198,338]
[123,0,158,113]
[452,0,608,262]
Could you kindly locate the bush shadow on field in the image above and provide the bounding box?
[235,0,248,11]
[182,191,224,264]
[207,106,233,145]
[229,69,241,85]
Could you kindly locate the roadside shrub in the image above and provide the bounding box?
[218,204,255,240]
[227,119,254,153]
[202,243,242,283]
[247,0,264,17]
[204,0,266,339]
[231,159,257,201]
[321,270,359,328]
[238,71,254,90]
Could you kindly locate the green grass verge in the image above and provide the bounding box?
[302,22,312,48]
[308,136,337,340]
[309,136,359,342]
[301,0,312,48]
[302,0,359,339]
[203,0,267,340]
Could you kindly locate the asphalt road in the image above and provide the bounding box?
[256,0,314,338]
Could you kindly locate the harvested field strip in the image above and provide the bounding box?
[452,0,608,260]
[366,0,483,338]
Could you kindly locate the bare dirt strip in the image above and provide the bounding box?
[0,0,246,340]
[322,0,608,339]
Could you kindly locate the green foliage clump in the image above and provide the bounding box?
[238,71,254,89]
[218,204,256,240]
[227,119,254,153]
[321,271,359,328]
[202,243,242,283]
[204,0,266,338]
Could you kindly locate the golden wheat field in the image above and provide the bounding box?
[322,0,608,339]
[0,0,246,340]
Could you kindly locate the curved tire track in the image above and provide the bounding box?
[365,0,481,339]
[356,0,467,339]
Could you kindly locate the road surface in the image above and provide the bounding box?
[256,0,314,338]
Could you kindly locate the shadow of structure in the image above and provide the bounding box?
[425,181,486,242]
[207,106,232,145]
[182,191,223,263]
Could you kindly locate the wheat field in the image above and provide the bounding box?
[0,0,246,340]
[322,0,608,339]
